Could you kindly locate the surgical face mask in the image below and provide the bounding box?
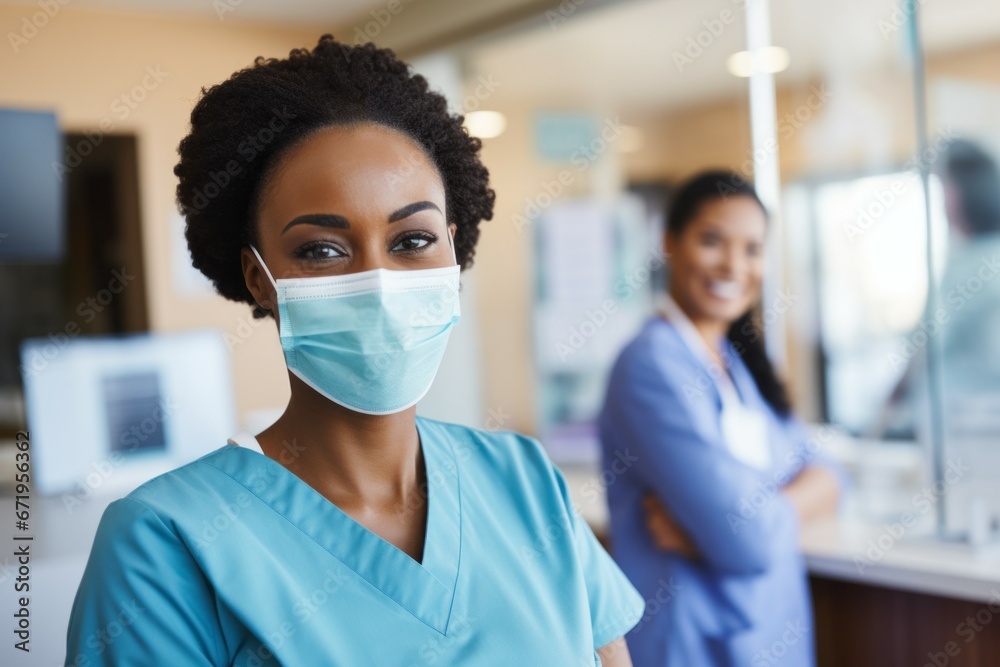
[249,237,461,415]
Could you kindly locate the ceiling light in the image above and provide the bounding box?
[726,46,790,77]
[464,110,507,139]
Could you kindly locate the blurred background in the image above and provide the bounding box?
[1,0,999,664]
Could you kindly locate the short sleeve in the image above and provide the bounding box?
[552,464,645,650]
[66,497,225,666]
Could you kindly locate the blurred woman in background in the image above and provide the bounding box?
[599,171,845,666]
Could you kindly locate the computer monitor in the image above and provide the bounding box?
[20,329,237,496]
[0,108,65,261]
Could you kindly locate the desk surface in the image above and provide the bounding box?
[559,467,1000,605]
[800,517,1000,604]
[4,462,1000,666]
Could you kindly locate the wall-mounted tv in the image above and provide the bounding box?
[0,108,65,261]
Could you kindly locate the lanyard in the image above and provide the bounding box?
[658,293,772,470]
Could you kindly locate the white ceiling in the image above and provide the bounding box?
[2,0,388,25]
[4,0,997,115]
[464,0,1000,113]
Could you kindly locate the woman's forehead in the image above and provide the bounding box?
[690,197,766,232]
[256,124,445,230]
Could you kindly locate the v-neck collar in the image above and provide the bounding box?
[210,417,461,635]
[656,295,768,412]
[657,293,742,400]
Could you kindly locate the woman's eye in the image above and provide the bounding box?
[699,233,721,246]
[295,242,344,261]
[392,233,435,253]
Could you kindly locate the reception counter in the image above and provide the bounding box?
[562,466,1000,667]
[802,518,1000,666]
[3,449,1000,666]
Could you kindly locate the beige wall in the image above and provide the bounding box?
[471,40,1000,431]
[4,2,997,434]
[0,6,323,421]
[471,95,759,435]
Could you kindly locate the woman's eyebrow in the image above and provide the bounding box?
[388,201,442,223]
[281,213,349,234]
[280,202,441,234]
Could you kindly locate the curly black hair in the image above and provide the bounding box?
[175,34,495,318]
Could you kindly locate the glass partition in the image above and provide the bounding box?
[777,0,1000,538]
[919,5,1000,542]
[454,0,753,461]
[450,0,1000,540]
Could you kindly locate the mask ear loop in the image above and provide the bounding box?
[249,244,278,290]
[447,229,458,267]
[248,245,279,317]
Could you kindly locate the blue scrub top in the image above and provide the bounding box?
[598,316,847,667]
[66,416,644,666]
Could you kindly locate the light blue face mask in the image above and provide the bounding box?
[249,237,461,415]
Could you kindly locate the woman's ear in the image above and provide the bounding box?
[240,246,274,313]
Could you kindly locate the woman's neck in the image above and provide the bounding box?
[258,374,423,510]
[668,288,729,358]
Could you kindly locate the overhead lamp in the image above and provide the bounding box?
[464,110,507,139]
[726,46,790,77]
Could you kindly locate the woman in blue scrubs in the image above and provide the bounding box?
[66,35,644,666]
[598,172,845,666]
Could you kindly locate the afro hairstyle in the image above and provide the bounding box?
[174,34,495,318]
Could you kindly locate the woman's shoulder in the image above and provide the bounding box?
[86,443,267,572]
[111,443,245,518]
[417,415,563,491]
[607,316,704,392]
[614,316,694,371]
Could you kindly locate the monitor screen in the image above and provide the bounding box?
[0,108,65,261]
[20,329,237,495]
